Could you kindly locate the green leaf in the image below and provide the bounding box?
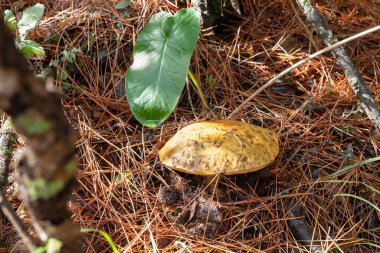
[4,10,17,30]
[49,59,60,67]
[125,8,201,127]
[115,1,130,9]
[32,247,46,253]
[16,39,45,57]
[45,238,63,253]
[18,3,45,39]
[81,228,119,253]
[60,48,80,63]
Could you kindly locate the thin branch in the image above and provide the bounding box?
[0,117,37,251]
[0,118,15,188]
[295,0,380,132]
[0,191,37,251]
[228,25,380,122]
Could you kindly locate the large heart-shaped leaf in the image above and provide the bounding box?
[125,8,201,128]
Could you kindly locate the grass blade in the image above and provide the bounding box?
[334,193,380,212]
[188,70,209,109]
[326,156,380,177]
[80,228,119,253]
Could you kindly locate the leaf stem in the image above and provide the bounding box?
[188,70,209,110]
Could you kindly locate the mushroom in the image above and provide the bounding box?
[159,120,279,194]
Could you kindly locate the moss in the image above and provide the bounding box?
[15,114,51,134]
[64,159,77,172]
[26,177,64,200]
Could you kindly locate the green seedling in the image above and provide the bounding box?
[32,238,63,253]
[115,1,130,10]
[325,155,380,178]
[81,228,119,253]
[4,3,45,57]
[188,70,208,109]
[49,47,80,88]
[341,142,353,164]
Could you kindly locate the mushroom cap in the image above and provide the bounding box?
[159,120,279,175]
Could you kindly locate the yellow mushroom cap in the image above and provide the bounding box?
[159,120,279,175]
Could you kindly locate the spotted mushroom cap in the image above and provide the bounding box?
[159,120,279,175]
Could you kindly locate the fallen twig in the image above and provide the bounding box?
[0,118,37,251]
[228,24,380,124]
[0,191,37,251]
[0,118,15,188]
[295,0,380,132]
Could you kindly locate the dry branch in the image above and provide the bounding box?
[0,191,36,251]
[0,20,81,252]
[0,118,36,251]
[229,25,380,118]
[0,118,15,188]
[295,0,380,132]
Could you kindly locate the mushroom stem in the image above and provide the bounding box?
[204,173,223,201]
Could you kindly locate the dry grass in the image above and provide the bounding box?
[1,0,380,252]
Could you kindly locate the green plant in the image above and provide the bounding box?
[3,3,45,57]
[31,238,63,253]
[187,70,208,109]
[125,8,201,128]
[80,228,119,253]
[49,47,80,82]
[325,155,380,178]
[328,179,380,213]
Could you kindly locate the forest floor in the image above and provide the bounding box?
[1,0,380,252]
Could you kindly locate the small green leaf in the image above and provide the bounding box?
[60,48,80,63]
[25,177,65,200]
[98,50,108,60]
[115,1,130,9]
[58,69,69,81]
[18,3,45,39]
[49,59,60,67]
[45,238,63,253]
[125,8,201,127]
[4,10,17,30]
[32,247,46,253]
[15,113,51,134]
[17,39,45,57]
[49,34,60,42]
